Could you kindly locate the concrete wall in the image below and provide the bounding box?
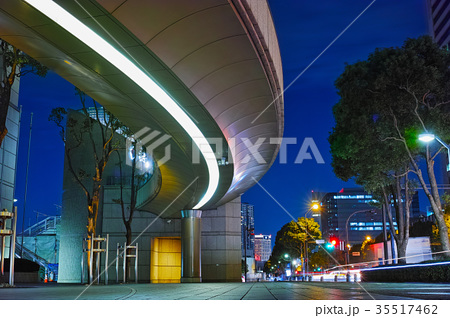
[369,237,433,265]
[98,189,242,283]
[58,111,126,283]
[201,197,242,282]
[57,110,242,283]
[100,186,181,283]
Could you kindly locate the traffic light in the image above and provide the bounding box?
[325,242,334,250]
[330,237,339,246]
[325,237,339,250]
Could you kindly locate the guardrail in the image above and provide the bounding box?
[19,216,60,237]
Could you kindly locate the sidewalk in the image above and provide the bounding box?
[0,281,430,300]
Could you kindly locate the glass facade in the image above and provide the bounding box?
[241,202,254,258]
[0,53,21,212]
[254,234,271,262]
[320,188,407,245]
[428,0,450,48]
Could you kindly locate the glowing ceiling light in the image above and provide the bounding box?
[25,0,219,209]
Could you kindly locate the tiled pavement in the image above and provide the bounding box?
[1,281,450,300]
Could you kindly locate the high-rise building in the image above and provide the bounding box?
[320,188,394,246]
[426,0,450,48]
[310,191,326,231]
[254,234,272,262]
[241,203,255,258]
[0,42,21,213]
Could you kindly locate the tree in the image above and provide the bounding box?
[439,194,450,252]
[1,39,47,145]
[361,237,375,261]
[309,249,332,271]
[329,36,450,258]
[49,89,125,281]
[113,140,159,282]
[268,218,321,274]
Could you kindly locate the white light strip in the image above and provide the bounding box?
[25,0,219,209]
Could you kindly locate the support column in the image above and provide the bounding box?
[181,210,202,283]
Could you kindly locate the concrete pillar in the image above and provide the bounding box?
[181,210,202,283]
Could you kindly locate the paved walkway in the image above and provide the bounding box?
[1,281,450,300]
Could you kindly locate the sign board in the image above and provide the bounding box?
[315,239,325,244]
[352,252,361,257]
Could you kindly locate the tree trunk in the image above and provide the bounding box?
[426,148,450,258]
[397,240,408,264]
[406,145,450,258]
[125,222,132,282]
[86,180,101,283]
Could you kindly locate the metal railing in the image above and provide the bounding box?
[14,243,50,270]
[19,216,60,237]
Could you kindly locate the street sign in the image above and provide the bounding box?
[315,239,325,244]
[352,252,360,256]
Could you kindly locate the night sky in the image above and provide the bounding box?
[13,0,429,238]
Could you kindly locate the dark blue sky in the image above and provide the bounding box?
[14,0,429,236]
[243,0,429,237]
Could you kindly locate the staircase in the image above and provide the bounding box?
[19,216,60,237]
[14,216,61,281]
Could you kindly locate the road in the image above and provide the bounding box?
[1,281,450,300]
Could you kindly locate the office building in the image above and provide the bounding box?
[241,203,255,259]
[0,41,21,265]
[0,42,21,214]
[426,0,450,48]
[320,188,393,246]
[254,234,271,262]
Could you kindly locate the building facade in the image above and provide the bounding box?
[0,43,21,214]
[0,43,21,262]
[254,234,271,262]
[241,202,255,259]
[320,188,394,246]
[427,0,450,48]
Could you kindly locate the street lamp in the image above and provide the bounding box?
[301,202,320,279]
[419,133,450,171]
[281,254,291,278]
[305,202,320,218]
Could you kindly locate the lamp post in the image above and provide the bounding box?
[301,203,320,278]
[419,133,450,171]
[282,253,291,279]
